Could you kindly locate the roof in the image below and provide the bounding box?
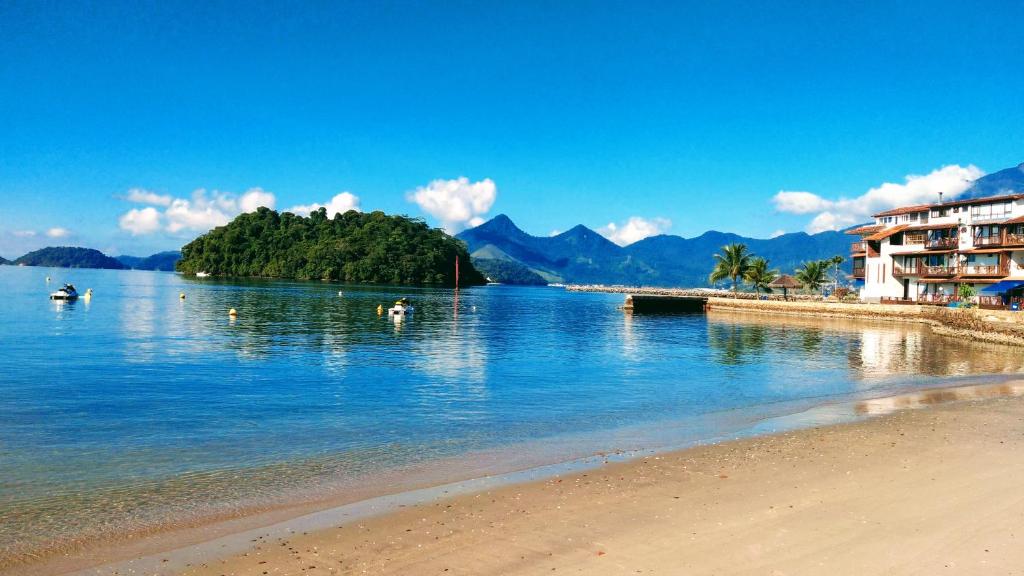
[845,224,883,236]
[982,280,1024,293]
[1003,215,1024,225]
[863,224,909,241]
[871,193,1024,218]
[768,274,802,288]
[904,223,958,231]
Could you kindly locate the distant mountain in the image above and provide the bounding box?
[457,215,850,287]
[0,255,9,265]
[14,247,128,270]
[116,251,181,271]
[958,162,1024,201]
[471,257,548,285]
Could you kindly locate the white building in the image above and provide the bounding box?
[849,192,1024,309]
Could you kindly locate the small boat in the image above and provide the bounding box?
[195,272,210,278]
[50,283,79,300]
[388,298,414,316]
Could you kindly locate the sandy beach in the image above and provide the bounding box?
[171,386,1024,576]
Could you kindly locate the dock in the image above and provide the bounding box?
[623,294,708,313]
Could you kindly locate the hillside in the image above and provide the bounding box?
[457,215,850,287]
[14,247,128,270]
[471,257,548,285]
[117,251,181,271]
[959,162,1024,200]
[177,207,485,286]
[0,255,8,265]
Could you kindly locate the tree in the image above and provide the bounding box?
[744,257,779,298]
[958,283,977,306]
[709,243,752,297]
[829,255,845,289]
[795,260,828,293]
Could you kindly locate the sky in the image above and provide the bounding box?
[2,0,1023,257]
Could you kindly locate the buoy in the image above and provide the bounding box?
[46,276,51,283]
[338,291,344,297]
[229,308,237,317]
[376,304,383,315]
[179,292,186,299]
[83,288,93,300]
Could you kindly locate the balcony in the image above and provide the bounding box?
[973,235,1003,247]
[922,265,957,277]
[960,262,1010,276]
[904,233,926,245]
[850,241,866,253]
[892,264,920,277]
[851,266,865,278]
[1005,233,1024,246]
[926,237,958,249]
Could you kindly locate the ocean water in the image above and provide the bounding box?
[1,266,1021,569]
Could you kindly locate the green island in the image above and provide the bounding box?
[176,207,486,286]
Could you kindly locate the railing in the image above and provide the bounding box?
[979,295,1006,310]
[960,263,1010,276]
[1005,233,1024,246]
[851,267,865,277]
[880,297,916,305]
[919,294,958,305]
[926,237,958,249]
[973,235,1002,246]
[892,264,920,276]
[850,241,866,253]
[922,265,957,277]
[904,233,926,245]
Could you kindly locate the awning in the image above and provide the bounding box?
[960,248,1008,254]
[904,223,958,231]
[981,280,1024,293]
[1003,215,1024,225]
[864,224,909,241]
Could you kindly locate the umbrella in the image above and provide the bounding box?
[768,274,802,301]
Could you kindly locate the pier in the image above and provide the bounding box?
[623,294,708,313]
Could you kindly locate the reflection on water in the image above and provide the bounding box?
[3,267,1024,570]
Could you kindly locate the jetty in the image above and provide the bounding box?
[623,294,708,313]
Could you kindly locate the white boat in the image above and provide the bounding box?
[387,298,414,316]
[50,283,79,300]
[195,271,210,278]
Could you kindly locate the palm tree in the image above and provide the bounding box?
[829,255,845,290]
[744,257,778,298]
[795,260,828,293]
[709,243,752,297]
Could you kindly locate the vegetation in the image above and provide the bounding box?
[794,260,828,292]
[14,247,127,269]
[708,243,752,297]
[958,283,977,306]
[827,255,844,288]
[117,251,181,271]
[0,255,8,265]
[471,257,548,285]
[744,257,779,298]
[176,207,486,286]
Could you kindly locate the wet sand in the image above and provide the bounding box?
[177,388,1024,576]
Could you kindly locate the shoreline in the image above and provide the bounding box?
[47,379,1024,576]
[174,381,1024,575]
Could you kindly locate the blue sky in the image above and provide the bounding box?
[2,0,1023,257]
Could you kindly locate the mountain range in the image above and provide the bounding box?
[958,162,1024,201]
[457,215,850,287]
[1,247,182,271]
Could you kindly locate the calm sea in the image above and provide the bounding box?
[1,266,1021,570]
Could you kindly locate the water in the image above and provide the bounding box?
[1,266,1022,570]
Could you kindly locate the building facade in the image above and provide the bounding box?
[849,193,1024,308]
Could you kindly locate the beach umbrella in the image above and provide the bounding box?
[768,274,802,301]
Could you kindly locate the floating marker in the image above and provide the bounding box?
[228,308,238,317]
[338,291,344,297]
[377,304,383,315]
[179,292,186,299]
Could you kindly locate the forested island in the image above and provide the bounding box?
[176,207,486,286]
[14,247,128,269]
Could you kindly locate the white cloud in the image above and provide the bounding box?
[769,229,786,238]
[407,177,497,233]
[239,187,276,212]
[288,192,361,217]
[124,187,173,207]
[772,164,985,233]
[549,229,562,237]
[117,187,279,235]
[119,207,162,235]
[46,227,71,238]
[598,216,672,246]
